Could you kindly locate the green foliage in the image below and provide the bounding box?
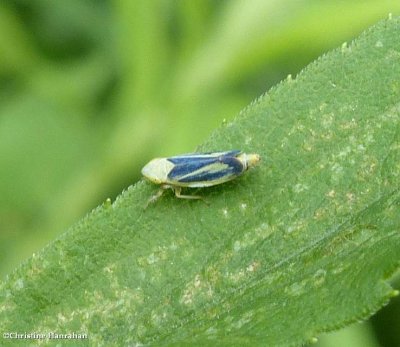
[1,16,400,346]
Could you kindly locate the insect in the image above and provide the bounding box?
[141,150,260,207]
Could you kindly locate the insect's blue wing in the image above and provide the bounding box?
[167,156,215,167]
[167,156,216,178]
[167,150,241,164]
[167,152,244,183]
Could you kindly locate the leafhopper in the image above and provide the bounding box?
[141,150,260,207]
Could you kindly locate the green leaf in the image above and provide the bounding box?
[1,17,400,347]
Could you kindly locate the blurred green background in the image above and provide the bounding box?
[0,1,399,346]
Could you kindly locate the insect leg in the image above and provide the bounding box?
[173,187,209,204]
[144,185,169,208]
